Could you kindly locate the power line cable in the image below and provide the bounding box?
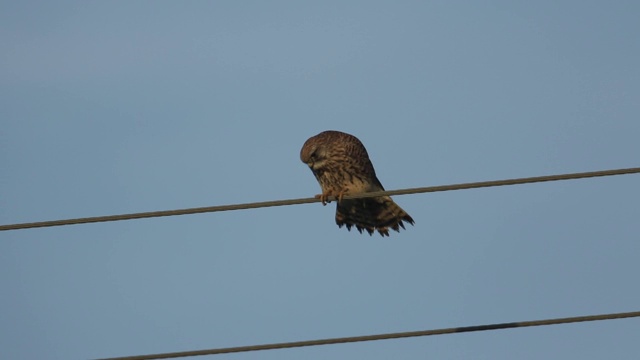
[2,166,639,231]
[97,310,640,360]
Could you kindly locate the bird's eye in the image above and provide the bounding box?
[309,151,317,161]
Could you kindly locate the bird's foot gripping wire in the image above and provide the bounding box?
[314,193,329,205]
[315,190,348,205]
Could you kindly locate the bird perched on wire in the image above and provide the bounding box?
[300,130,414,236]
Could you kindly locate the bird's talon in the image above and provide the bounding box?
[315,193,330,205]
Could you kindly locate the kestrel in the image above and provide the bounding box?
[300,130,414,236]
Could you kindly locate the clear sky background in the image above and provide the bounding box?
[1,1,639,359]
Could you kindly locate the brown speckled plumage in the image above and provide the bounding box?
[300,130,414,236]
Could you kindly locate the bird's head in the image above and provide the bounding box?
[300,139,329,172]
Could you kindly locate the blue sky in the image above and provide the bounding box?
[1,1,639,359]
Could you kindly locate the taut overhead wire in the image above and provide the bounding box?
[2,166,639,231]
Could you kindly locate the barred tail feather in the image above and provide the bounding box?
[335,196,414,237]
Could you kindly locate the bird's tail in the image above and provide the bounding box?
[335,196,414,237]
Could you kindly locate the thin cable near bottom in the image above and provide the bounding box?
[97,310,640,360]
